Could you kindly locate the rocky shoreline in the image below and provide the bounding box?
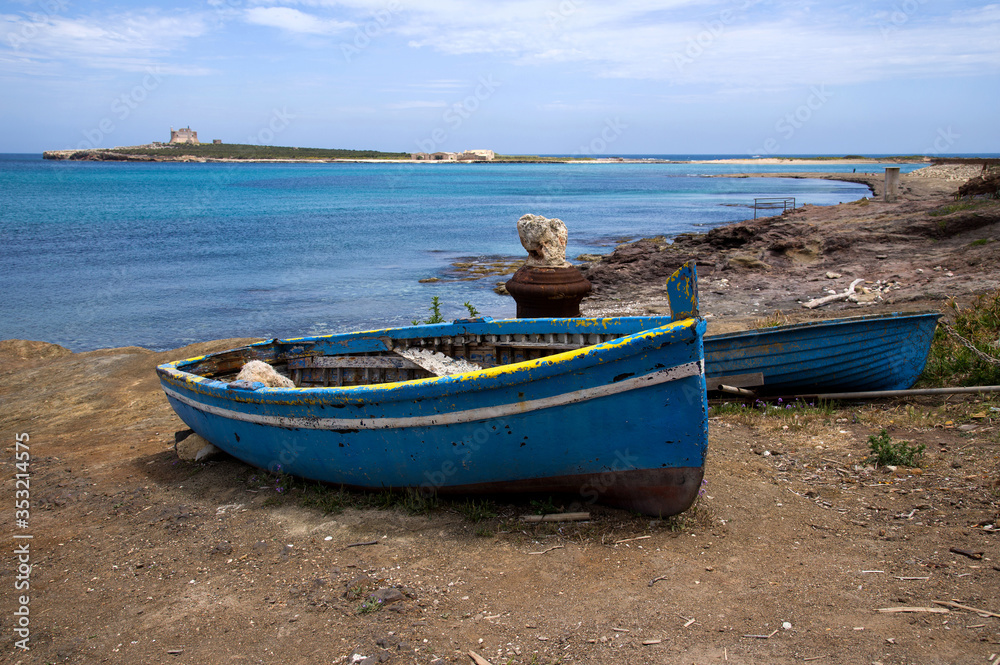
[577,164,999,333]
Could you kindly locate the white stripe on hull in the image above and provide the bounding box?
[162,360,703,431]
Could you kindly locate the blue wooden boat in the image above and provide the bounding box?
[704,312,940,395]
[156,264,708,516]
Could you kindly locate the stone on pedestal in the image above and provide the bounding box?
[505,214,591,318]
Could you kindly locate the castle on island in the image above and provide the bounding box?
[169,126,199,144]
[168,127,222,145]
[411,149,495,161]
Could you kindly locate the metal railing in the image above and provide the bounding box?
[753,197,796,219]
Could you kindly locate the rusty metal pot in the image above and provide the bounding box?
[504,265,592,318]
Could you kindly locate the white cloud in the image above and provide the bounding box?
[381,0,1000,87]
[0,11,209,72]
[243,7,354,34]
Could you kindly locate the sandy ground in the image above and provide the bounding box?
[1,164,998,665]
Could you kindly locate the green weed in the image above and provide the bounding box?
[920,290,1000,386]
[530,496,559,515]
[456,498,497,522]
[752,310,789,329]
[929,200,999,216]
[413,296,445,325]
[298,482,353,514]
[357,596,384,615]
[412,297,482,324]
[865,429,925,467]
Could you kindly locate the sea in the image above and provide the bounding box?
[0,153,935,352]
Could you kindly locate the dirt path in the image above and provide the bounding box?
[1,164,998,665]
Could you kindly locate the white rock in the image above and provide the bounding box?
[516,214,570,267]
[176,433,225,461]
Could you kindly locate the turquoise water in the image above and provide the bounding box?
[0,154,916,351]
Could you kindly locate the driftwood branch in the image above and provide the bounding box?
[344,540,378,548]
[877,606,949,614]
[802,278,864,309]
[932,600,1000,618]
[614,535,652,545]
[468,650,493,665]
[527,545,564,555]
[742,629,779,639]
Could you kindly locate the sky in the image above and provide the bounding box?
[1,0,998,155]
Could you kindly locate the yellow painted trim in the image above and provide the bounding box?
[159,316,697,401]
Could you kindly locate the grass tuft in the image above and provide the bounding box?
[920,290,1000,387]
[929,199,1000,216]
[865,429,925,467]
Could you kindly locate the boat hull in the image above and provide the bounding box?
[158,316,709,516]
[704,312,940,394]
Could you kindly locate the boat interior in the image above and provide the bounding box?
[184,330,629,388]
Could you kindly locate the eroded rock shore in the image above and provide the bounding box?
[579,164,1000,332]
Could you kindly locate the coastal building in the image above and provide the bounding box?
[169,126,199,144]
[464,149,495,161]
[410,149,495,161]
[212,139,222,144]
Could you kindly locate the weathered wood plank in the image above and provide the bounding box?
[288,356,423,370]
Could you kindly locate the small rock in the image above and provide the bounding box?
[876,254,888,259]
[372,587,406,605]
[782,621,792,630]
[175,432,225,462]
[825,271,842,279]
[209,541,233,556]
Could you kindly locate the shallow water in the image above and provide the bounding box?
[0,155,912,351]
